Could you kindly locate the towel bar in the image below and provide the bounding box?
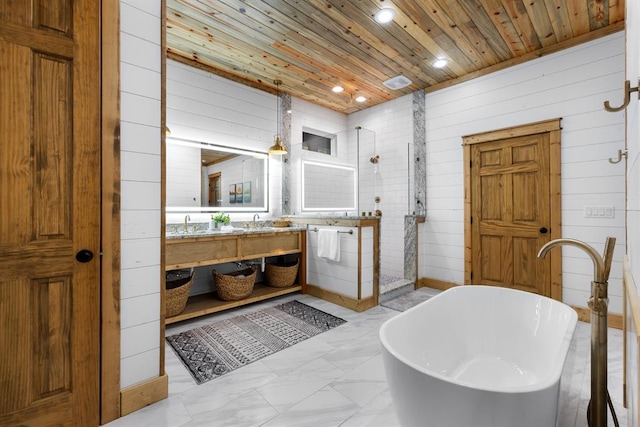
[309,227,353,235]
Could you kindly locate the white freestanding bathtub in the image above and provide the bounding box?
[379,285,578,427]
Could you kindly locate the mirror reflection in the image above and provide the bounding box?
[166,138,269,212]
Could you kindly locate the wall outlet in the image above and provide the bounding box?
[583,206,615,218]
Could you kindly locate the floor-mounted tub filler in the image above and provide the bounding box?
[379,285,578,427]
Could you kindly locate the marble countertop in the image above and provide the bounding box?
[166,225,306,240]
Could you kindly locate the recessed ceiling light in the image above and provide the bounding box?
[432,58,448,69]
[355,96,367,103]
[374,8,395,24]
[332,86,344,93]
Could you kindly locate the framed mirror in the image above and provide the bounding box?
[301,160,357,212]
[166,137,269,212]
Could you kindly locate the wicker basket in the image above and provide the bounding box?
[213,267,256,301]
[165,270,194,318]
[265,260,299,288]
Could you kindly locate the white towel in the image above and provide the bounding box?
[317,229,340,262]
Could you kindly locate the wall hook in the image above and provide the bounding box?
[608,149,627,164]
[604,79,640,112]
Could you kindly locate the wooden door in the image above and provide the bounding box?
[464,120,562,298]
[208,173,221,206]
[0,1,101,426]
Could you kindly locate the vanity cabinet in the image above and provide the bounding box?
[287,217,379,312]
[165,229,306,324]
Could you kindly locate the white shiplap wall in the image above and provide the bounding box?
[422,32,626,314]
[166,60,283,224]
[119,0,162,389]
[348,95,414,280]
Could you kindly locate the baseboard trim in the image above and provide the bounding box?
[572,305,623,330]
[306,284,376,312]
[416,277,459,292]
[120,374,168,417]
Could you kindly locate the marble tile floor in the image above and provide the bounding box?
[106,293,627,427]
[378,275,413,295]
[380,287,441,312]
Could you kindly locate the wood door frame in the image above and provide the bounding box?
[462,118,563,301]
[101,2,168,422]
[101,0,122,423]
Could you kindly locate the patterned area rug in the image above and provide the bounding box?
[166,300,346,384]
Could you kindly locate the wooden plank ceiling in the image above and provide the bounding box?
[166,0,625,113]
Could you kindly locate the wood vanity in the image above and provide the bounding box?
[165,228,306,324]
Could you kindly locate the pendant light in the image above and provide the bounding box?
[268,79,287,156]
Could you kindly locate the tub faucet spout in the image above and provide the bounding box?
[537,237,617,427]
[538,238,606,282]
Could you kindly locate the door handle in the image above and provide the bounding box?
[539,227,548,234]
[76,249,94,263]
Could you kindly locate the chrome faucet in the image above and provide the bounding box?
[537,237,616,427]
[252,213,260,229]
[184,214,190,233]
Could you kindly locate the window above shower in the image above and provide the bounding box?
[302,128,336,155]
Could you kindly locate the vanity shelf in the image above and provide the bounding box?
[165,283,302,324]
[164,228,307,324]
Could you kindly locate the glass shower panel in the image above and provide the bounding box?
[355,127,377,216]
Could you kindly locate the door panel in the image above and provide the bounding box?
[0,0,100,425]
[470,133,551,295]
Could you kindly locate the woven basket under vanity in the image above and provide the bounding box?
[265,260,299,288]
[165,269,194,317]
[213,267,256,301]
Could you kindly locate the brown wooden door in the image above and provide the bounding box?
[468,132,552,295]
[208,173,221,207]
[0,1,101,425]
